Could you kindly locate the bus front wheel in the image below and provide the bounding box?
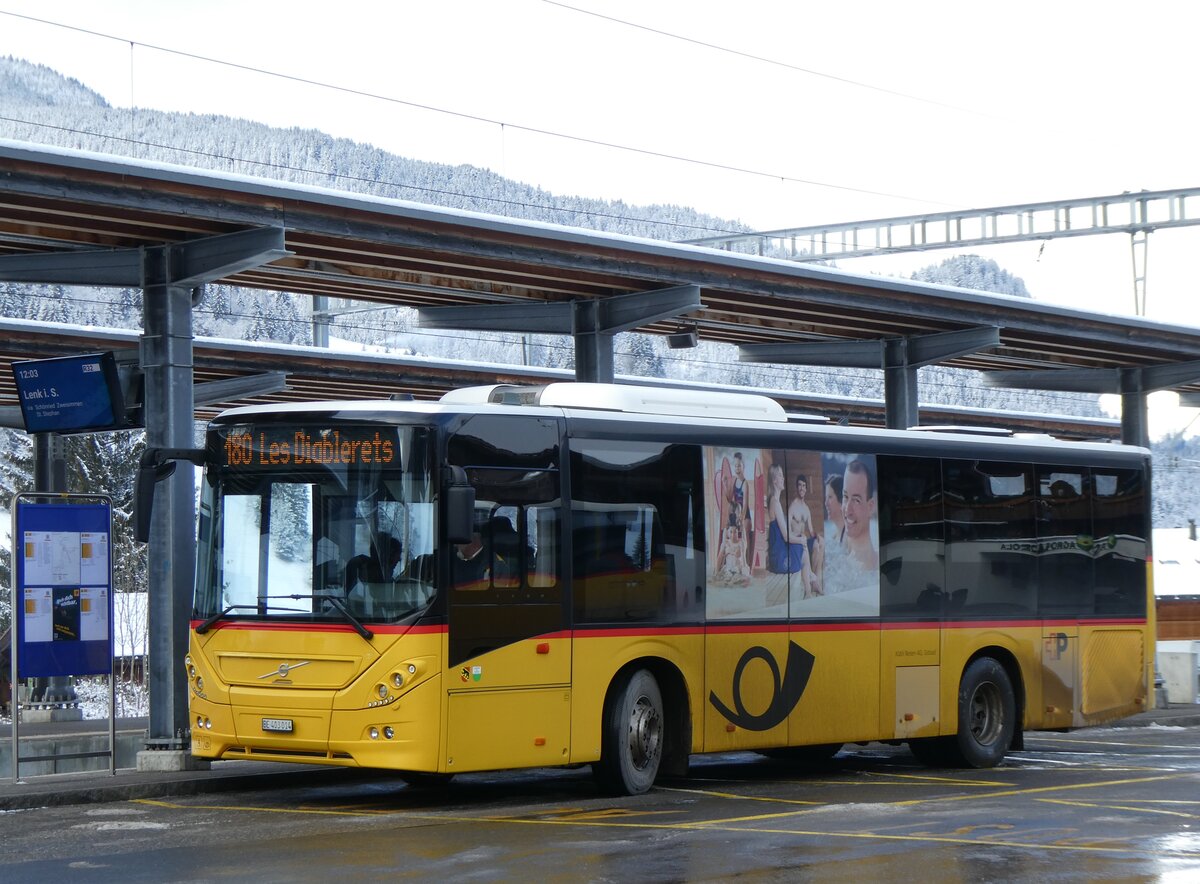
[594,669,664,795]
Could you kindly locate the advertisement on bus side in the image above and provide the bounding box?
[703,446,880,619]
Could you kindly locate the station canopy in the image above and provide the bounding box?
[2,141,1200,434]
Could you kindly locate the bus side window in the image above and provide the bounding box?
[1091,467,1147,618]
[571,440,703,625]
[877,455,945,619]
[527,507,558,589]
[1036,466,1092,617]
[943,459,1037,618]
[489,511,521,590]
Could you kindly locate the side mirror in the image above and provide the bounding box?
[134,447,206,543]
[444,465,476,545]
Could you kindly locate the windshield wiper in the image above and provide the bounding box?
[195,604,258,634]
[275,593,374,640]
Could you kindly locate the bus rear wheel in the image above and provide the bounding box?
[912,657,1015,769]
[594,669,664,795]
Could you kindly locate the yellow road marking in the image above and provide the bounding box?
[1028,734,1200,751]
[862,771,1010,787]
[1037,797,1200,819]
[892,773,1178,806]
[134,797,1200,858]
[951,823,1014,835]
[546,808,682,820]
[657,786,822,805]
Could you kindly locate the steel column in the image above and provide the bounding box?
[140,276,196,747]
[32,432,72,705]
[417,285,702,385]
[740,326,999,430]
[984,359,1200,447]
[883,339,919,430]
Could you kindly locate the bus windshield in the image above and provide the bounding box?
[194,422,436,626]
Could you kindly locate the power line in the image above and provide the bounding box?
[541,0,996,121]
[0,8,949,208]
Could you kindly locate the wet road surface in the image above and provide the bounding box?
[2,723,1199,882]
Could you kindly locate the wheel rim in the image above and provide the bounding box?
[968,680,1002,745]
[627,694,663,771]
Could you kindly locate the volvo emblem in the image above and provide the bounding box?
[258,660,311,680]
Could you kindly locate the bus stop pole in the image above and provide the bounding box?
[32,433,75,709]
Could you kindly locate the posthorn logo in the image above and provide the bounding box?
[709,641,815,731]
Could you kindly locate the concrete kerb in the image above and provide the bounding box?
[0,762,374,811]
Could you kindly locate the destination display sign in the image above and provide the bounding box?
[12,352,127,434]
[220,427,399,468]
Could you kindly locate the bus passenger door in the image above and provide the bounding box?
[444,416,569,774]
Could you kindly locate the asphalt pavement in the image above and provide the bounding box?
[1,704,1198,812]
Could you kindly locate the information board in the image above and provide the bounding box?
[11,352,128,434]
[12,496,114,678]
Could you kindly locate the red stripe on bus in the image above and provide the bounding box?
[192,617,1144,636]
[188,620,446,635]
[571,626,707,638]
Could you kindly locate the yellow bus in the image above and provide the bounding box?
[160,383,1151,794]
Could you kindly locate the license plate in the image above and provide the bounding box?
[262,718,294,733]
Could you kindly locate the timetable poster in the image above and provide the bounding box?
[14,500,113,678]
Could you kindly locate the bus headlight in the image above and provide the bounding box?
[377,683,388,700]
[391,672,404,689]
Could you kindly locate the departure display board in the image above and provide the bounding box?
[12,352,128,434]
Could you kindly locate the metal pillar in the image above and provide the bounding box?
[883,339,919,430]
[417,285,703,384]
[740,327,1000,430]
[32,432,67,492]
[572,299,612,383]
[31,433,75,707]
[0,227,291,756]
[140,279,197,748]
[1120,391,1149,448]
[1131,230,1149,317]
[313,295,330,347]
[984,359,1200,447]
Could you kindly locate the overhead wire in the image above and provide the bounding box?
[0,7,957,217]
[0,7,1119,418]
[539,0,997,121]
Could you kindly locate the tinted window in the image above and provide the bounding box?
[448,415,559,468]
[878,455,945,619]
[572,440,704,624]
[943,460,1037,617]
[1092,467,1147,618]
[1036,465,1093,616]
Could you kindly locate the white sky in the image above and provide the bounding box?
[1,0,1198,436]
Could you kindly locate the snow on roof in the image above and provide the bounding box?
[1155,528,1200,597]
